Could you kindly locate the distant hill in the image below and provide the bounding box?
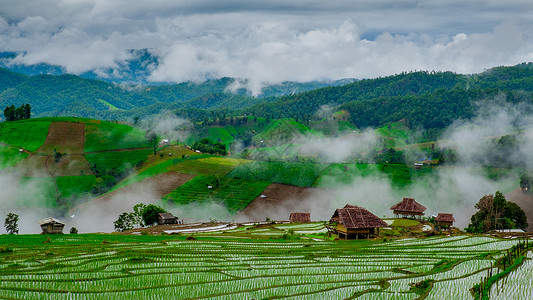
[0,67,351,119]
[2,62,533,133]
[243,63,533,131]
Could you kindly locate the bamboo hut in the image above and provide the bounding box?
[39,217,65,234]
[157,213,178,225]
[435,213,455,227]
[330,204,387,239]
[390,198,426,219]
[289,212,311,223]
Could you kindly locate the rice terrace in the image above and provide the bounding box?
[4,25,533,299]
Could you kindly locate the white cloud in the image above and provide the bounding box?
[1,1,533,92]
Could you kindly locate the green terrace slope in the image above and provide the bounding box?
[0,117,155,211]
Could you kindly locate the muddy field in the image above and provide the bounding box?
[71,172,196,212]
[17,154,93,176]
[236,183,332,222]
[36,122,86,154]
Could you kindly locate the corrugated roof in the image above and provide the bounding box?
[435,213,455,222]
[331,204,387,229]
[390,198,426,213]
[39,217,65,226]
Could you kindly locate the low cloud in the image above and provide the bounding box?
[1,1,533,94]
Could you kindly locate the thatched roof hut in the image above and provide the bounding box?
[435,213,455,227]
[390,198,426,218]
[289,212,311,223]
[40,217,65,234]
[157,213,178,225]
[330,204,388,239]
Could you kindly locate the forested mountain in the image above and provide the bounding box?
[242,63,533,130]
[0,68,348,119]
[2,63,533,131]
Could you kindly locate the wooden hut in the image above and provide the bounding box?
[390,198,426,219]
[40,217,65,234]
[157,213,178,225]
[289,212,311,223]
[330,204,388,239]
[435,213,455,227]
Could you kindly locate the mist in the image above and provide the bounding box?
[236,97,532,229]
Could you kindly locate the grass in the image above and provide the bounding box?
[84,121,150,152]
[56,175,97,199]
[163,175,271,213]
[207,127,235,146]
[0,234,524,299]
[391,218,421,227]
[0,119,51,151]
[0,145,29,168]
[228,161,329,187]
[168,156,250,176]
[253,118,317,145]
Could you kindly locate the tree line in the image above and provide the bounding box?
[3,104,31,121]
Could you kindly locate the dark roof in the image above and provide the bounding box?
[289,212,311,222]
[435,213,455,222]
[331,204,387,229]
[158,213,177,220]
[390,198,426,213]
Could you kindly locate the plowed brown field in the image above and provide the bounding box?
[36,122,86,154]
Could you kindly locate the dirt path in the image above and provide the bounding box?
[236,183,332,222]
[505,188,533,232]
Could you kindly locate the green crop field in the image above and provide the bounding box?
[85,149,152,173]
[228,161,329,187]
[0,233,528,299]
[163,175,271,214]
[84,121,150,152]
[0,119,51,151]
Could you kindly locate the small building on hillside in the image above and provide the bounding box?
[435,213,455,227]
[330,204,388,239]
[157,213,178,225]
[40,217,65,234]
[390,198,426,219]
[289,212,311,223]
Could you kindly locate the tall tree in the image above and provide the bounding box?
[4,213,19,234]
[145,131,159,155]
[466,191,528,233]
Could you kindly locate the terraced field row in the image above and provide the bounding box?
[163,176,271,213]
[0,234,524,299]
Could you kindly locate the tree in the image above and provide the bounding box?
[70,227,78,234]
[141,204,167,226]
[114,212,135,232]
[4,213,19,234]
[3,104,31,121]
[520,173,531,192]
[132,203,146,228]
[466,191,528,233]
[145,131,159,155]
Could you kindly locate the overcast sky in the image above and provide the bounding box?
[1,0,533,92]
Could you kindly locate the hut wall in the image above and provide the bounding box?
[437,221,453,226]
